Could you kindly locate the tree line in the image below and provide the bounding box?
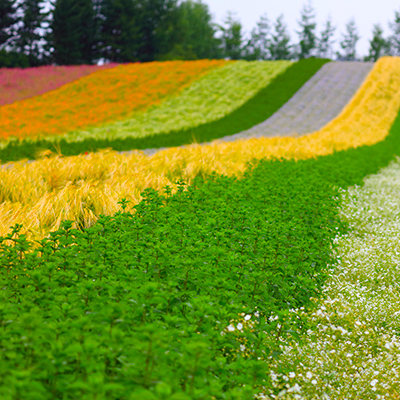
[1,0,400,67]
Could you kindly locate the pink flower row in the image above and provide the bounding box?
[0,63,119,106]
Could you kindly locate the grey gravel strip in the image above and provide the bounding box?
[219,61,374,142]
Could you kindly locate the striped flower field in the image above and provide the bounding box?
[1,57,400,399]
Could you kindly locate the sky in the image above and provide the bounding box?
[204,0,399,57]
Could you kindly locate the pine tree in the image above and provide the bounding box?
[244,13,270,60]
[0,0,17,49]
[162,0,220,60]
[98,0,139,62]
[218,11,244,60]
[337,18,360,61]
[317,17,335,58]
[50,0,97,65]
[297,2,317,59]
[365,24,390,61]
[389,9,400,56]
[136,0,179,62]
[15,0,50,65]
[268,14,292,60]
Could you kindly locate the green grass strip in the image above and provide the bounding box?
[0,59,328,163]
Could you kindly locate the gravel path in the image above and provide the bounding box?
[219,61,374,143]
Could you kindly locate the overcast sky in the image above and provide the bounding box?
[204,0,399,57]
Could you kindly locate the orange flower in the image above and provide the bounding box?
[0,60,227,141]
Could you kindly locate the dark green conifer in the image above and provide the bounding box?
[50,0,96,65]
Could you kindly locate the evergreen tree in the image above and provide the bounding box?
[337,18,360,61]
[135,0,179,62]
[317,17,335,58]
[162,0,220,60]
[268,14,292,60]
[389,9,400,56]
[297,2,317,59]
[50,0,97,65]
[244,13,270,60]
[365,23,390,61]
[15,0,50,65]
[218,11,244,59]
[0,0,17,49]
[98,0,139,62]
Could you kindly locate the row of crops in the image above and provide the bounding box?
[1,57,400,399]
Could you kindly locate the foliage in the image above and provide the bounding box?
[97,0,140,63]
[336,18,360,61]
[296,2,317,59]
[0,59,226,141]
[365,24,391,61]
[316,17,336,59]
[268,15,292,60]
[0,58,397,244]
[0,63,119,106]
[0,0,17,48]
[14,0,50,66]
[50,0,97,65]
[243,14,270,61]
[389,9,400,56]
[135,0,180,62]
[0,59,329,162]
[0,49,30,68]
[218,11,244,60]
[161,0,221,61]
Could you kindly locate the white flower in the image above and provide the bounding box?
[370,379,378,387]
[237,323,243,330]
[244,314,251,321]
[306,371,313,379]
[289,372,296,378]
[287,383,301,393]
[227,324,235,332]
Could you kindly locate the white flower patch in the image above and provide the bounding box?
[259,157,400,399]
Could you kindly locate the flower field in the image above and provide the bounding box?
[0,58,326,162]
[0,63,119,106]
[0,60,226,141]
[1,56,400,399]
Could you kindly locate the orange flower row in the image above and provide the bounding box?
[0,63,119,106]
[0,60,227,141]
